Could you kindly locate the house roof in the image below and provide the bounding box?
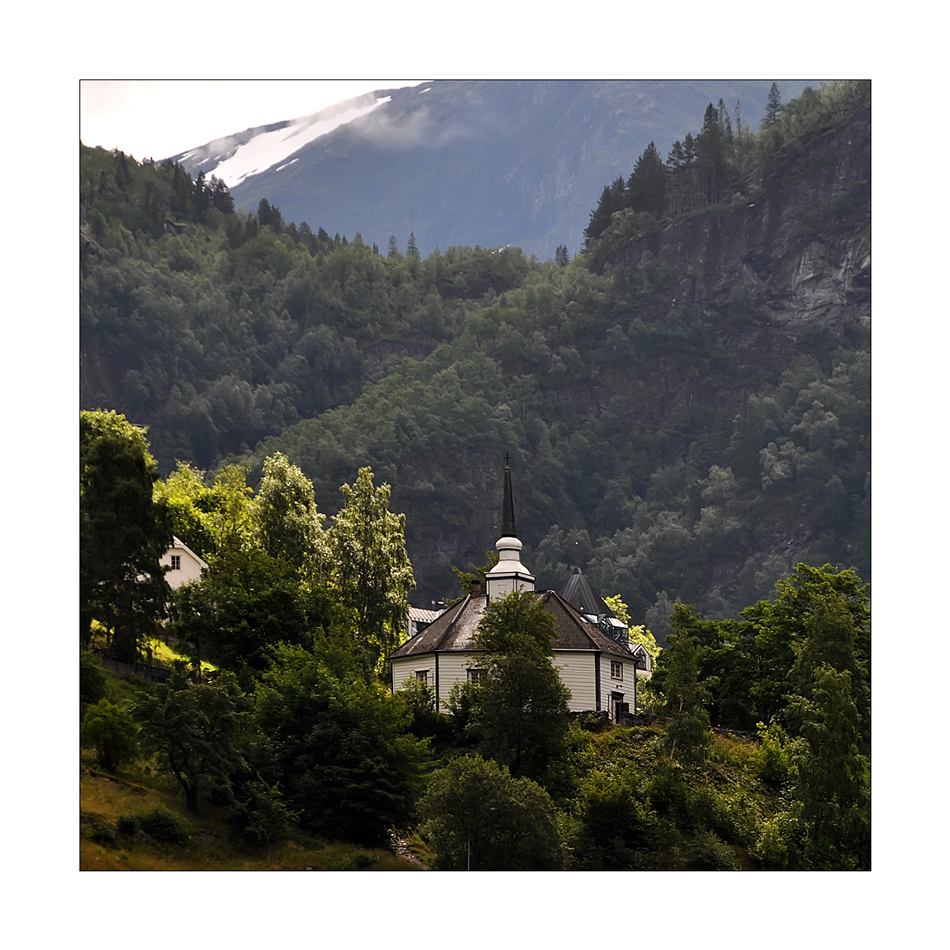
[391,589,635,660]
[409,606,444,624]
[168,536,209,571]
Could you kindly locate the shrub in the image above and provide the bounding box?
[753,811,803,870]
[89,819,117,847]
[755,721,791,789]
[81,699,139,772]
[688,829,738,870]
[575,711,612,733]
[420,754,565,870]
[138,806,189,845]
[80,649,107,706]
[117,814,141,837]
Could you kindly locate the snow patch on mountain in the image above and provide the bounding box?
[189,95,391,189]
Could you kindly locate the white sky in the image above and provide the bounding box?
[80,80,428,162]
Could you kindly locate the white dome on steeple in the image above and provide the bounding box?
[485,460,535,599]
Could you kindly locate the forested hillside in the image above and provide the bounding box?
[80,80,870,627]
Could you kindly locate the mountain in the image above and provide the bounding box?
[171,80,821,260]
[80,81,868,625]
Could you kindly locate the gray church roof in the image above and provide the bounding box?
[391,589,634,660]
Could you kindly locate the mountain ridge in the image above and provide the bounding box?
[172,80,821,259]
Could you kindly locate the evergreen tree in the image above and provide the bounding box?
[697,103,725,205]
[627,141,667,214]
[210,176,234,215]
[658,606,711,767]
[407,231,419,257]
[765,82,783,124]
[583,176,627,247]
[788,663,870,867]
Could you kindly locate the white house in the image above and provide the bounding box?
[160,536,208,589]
[391,463,651,719]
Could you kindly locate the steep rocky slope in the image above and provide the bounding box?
[608,104,870,340]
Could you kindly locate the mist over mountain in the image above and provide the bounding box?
[172,80,819,260]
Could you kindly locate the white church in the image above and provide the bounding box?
[391,462,651,720]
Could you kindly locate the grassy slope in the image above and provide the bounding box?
[80,668,423,871]
[80,761,421,870]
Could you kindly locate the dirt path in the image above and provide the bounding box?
[392,834,429,869]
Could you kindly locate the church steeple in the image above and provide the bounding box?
[501,454,517,538]
[486,457,535,600]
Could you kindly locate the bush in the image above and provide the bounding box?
[420,754,565,870]
[81,699,139,772]
[575,711,612,733]
[688,829,738,870]
[755,721,791,789]
[80,649,107,706]
[753,811,802,870]
[117,814,141,837]
[88,819,117,847]
[138,806,189,845]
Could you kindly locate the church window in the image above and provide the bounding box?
[170,555,181,571]
[415,670,428,685]
[610,660,623,680]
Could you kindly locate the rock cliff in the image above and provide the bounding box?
[608,104,870,342]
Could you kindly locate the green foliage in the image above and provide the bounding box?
[420,754,565,870]
[80,410,171,661]
[80,649,107,707]
[81,699,140,772]
[254,640,429,847]
[117,813,140,836]
[137,805,190,845]
[133,670,252,814]
[252,452,327,574]
[468,590,572,780]
[395,677,455,746]
[166,457,337,676]
[571,767,659,869]
[788,664,870,867]
[582,80,869,248]
[755,721,791,790]
[744,562,870,737]
[658,610,712,767]
[81,82,869,641]
[328,467,414,679]
[687,829,738,870]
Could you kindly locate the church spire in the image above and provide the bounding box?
[486,456,535,600]
[501,454,517,538]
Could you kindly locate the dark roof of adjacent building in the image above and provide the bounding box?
[559,566,613,618]
[391,589,634,660]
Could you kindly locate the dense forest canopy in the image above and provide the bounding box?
[80,80,869,624]
[80,81,870,870]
